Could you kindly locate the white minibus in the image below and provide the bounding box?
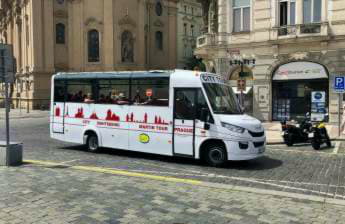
[50,70,265,167]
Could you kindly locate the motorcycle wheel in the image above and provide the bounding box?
[312,141,320,150]
[285,134,294,147]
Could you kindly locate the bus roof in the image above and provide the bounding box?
[54,70,173,80]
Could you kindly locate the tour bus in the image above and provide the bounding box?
[50,70,266,167]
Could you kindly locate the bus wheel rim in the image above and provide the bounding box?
[89,137,98,150]
[210,148,224,162]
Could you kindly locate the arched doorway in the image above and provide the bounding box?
[272,61,329,121]
[229,66,254,115]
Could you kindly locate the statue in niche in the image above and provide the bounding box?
[121,30,134,63]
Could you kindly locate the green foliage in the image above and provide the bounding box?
[185,56,206,71]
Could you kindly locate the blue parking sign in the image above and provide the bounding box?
[334,76,345,93]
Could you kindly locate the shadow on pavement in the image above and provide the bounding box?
[59,145,282,171]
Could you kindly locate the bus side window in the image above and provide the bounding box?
[98,79,130,105]
[196,90,213,123]
[131,77,169,106]
[54,80,65,102]
[66,80,93,103]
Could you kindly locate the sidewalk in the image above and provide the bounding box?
[0,108,49,120]
[263,122,345,144]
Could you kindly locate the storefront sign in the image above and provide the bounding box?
[311,91,326,121]
[273,62,328,81]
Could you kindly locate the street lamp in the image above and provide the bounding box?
[229,59,256,110]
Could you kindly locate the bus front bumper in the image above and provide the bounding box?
[224,140,266,161]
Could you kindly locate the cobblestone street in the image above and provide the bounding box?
[1,113,345,223]
[0,164,345,224]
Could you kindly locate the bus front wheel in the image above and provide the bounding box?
[204,144,227,167]
[86,133,99,152]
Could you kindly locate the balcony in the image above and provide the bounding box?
[196,33,216,48]
[272,22,328,40]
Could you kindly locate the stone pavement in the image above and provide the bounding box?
[0,108,49,120]
[0,163,345,224]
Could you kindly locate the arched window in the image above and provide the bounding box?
[155,31,163,50]
[121,30,134,63]
[56,23,65,44]
[88,29,100,62]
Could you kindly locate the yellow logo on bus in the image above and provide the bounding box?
[139,133,150,144]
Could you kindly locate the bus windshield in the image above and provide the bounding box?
[203,83,242,115]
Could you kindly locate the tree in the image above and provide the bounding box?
[185,56,206,71]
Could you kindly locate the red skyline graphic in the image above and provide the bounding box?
[154,115,168,125]
[106,109,120,121]
[75,108,84,118]
[89,112,99,120]
[55,107,60,117]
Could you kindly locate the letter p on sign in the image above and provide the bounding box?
[334,76,345,93]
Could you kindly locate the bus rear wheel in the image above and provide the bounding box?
[86,133,99,152]
[204,144,227,167]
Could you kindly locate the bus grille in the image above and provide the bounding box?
[253,142,265,148]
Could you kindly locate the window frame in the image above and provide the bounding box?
[279,0,296,26]
[232,0,251,33]
[155,31,163,51]
[56,23,66,44]
[303,0,322,24]
[87,29,100,63]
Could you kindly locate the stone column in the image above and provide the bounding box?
[103,0,114,70]
[217,0,228,44]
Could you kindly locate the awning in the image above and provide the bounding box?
[273,61,328,81]
[232,87,252,94]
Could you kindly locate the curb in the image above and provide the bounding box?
[24,159,345,207]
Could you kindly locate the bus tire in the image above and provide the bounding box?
[204,144,227,167]
[86,133,99,152]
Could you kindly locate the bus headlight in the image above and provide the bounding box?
[221,122,245,134]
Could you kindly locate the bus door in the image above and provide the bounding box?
[173,88,197,157]
[52,81,65,133]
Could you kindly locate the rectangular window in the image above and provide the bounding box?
[280,1,287,26]
[290,1,296,25]
[66,80,94,103]
[54,80,65,102]
[279,0,296,26]
[303,0,321,23]
[97,79,130,105]
[233,0,250,32]
[131,77,169,106]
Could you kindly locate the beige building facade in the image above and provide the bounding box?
[176,0,203,69]
[0,0,178,109]
[196,0,345,123]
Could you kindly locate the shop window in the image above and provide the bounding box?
[88,29,100,62]
[66,80,94,103]
[303,0,321,23]
[56,23,65,44]
[131,77,169,106]
[155,31,163,50]
[97,79,130,105]
[233,0,250,32]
